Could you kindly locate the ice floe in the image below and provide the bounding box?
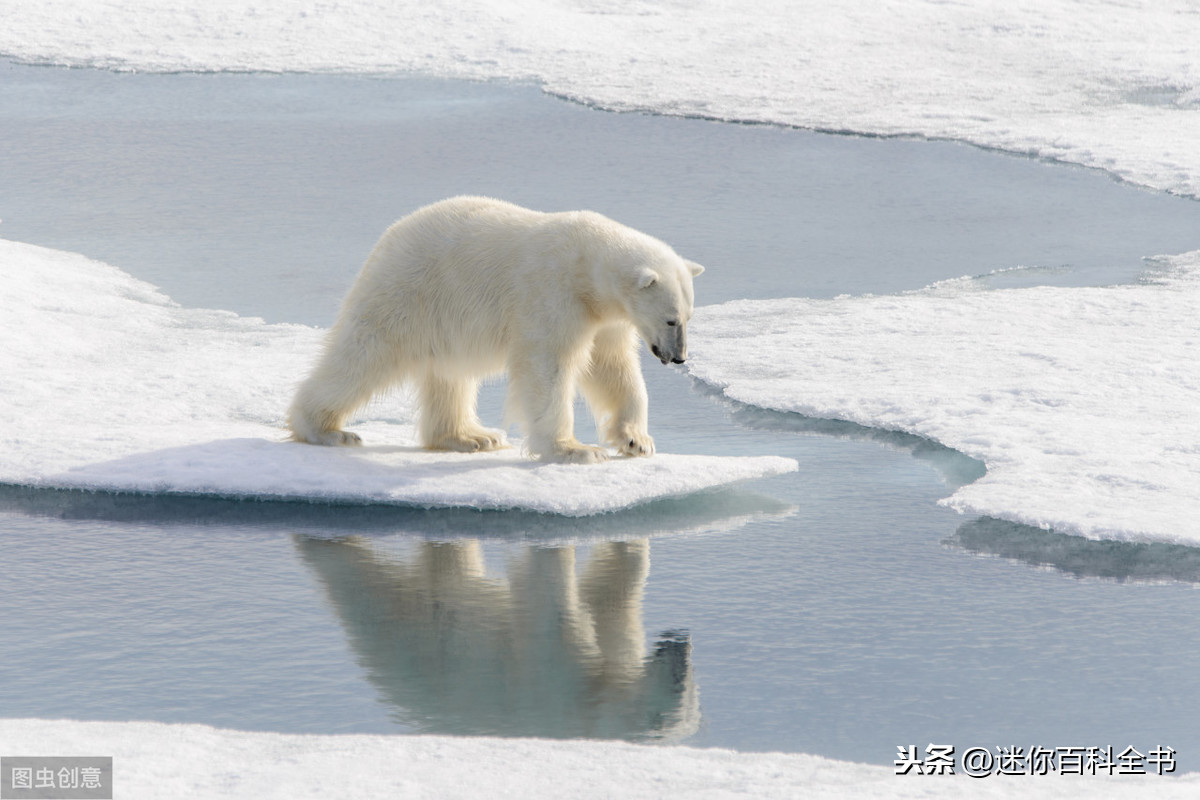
[0,238,794,514]
[686,251,1200,544]
[2,2,1199,197]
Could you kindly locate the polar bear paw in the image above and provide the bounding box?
[300,429,362,447]
[617,431,655,458]
[428,427,508,453]
[549,443,611,464]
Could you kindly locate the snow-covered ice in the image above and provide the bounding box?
[0,238,795,514]
[687,252,1200,545]
[2,719,1195,800]
[1,1,1198,197]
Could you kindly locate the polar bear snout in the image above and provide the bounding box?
[649,327,688,365]
[651,345,686,365]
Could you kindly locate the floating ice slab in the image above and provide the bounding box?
[687,253,1200,545]
[3,719,1195,800]
[2,2,1199,197]
[0,239,794,514]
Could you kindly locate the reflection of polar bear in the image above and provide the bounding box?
[287,196,704,463]
[296,535,699,741]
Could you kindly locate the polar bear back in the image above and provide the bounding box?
[332,196,666,376]
[337,198,557,374]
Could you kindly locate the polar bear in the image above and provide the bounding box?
[287,196,704,463]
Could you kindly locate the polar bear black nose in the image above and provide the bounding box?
[671,356,686,364]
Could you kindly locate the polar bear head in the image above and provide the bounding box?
[573,211,705,365]
[626,253,705,365]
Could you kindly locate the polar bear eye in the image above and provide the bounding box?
[666,319,678,327]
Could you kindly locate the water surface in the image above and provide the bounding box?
[2,64,1199,769]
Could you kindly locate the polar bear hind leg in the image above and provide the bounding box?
[418,370,507,452]
[288,369,370,447]
[506,344,610,464]
[287,324,406,447]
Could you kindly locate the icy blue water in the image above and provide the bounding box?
[2,64,1200,768]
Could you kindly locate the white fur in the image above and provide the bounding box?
[287,196,704,463]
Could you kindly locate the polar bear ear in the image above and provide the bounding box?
[637,268,659,289]
[684,260,705,277]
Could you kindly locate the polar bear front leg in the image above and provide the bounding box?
[509,347,609,464]
[580,325,655,458]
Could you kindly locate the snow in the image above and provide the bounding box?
[2,719,1196,800]
[0,238,795,514]
[1,2,1199,197]
[686,251,1200,545]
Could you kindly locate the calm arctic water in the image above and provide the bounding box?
[3,63,1200,768]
